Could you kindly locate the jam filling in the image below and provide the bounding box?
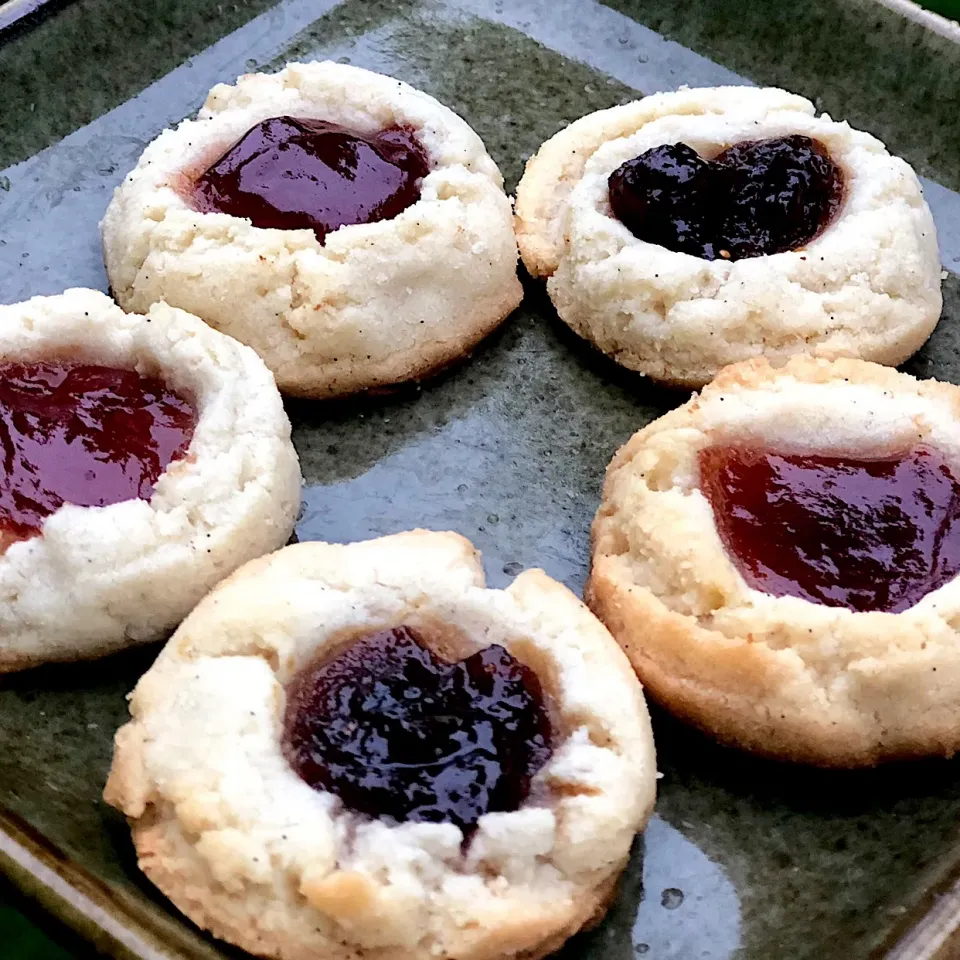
[0,362,196,543]
[283,626,553,835]
[190,116,430,242]
[608,135,844,260]
[699,444,960,613]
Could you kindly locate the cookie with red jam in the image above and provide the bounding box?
[515,87,941,388]
[102,61,522,399]
[0,289,300,671]
[105,531,656,960]
[588,355,960,766]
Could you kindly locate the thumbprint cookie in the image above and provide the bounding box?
[0,288,300,671]
[516,87,941,388]
[588,356,960,766]
[102,61,522,398]
[105,531,656,960]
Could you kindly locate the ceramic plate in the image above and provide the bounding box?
[2,0,960,957]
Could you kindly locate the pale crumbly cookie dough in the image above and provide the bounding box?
[0,288,300,672]
[515,87,941,388]
[587,355,960,766]
[102,61,523,399]
[105,530,657,960]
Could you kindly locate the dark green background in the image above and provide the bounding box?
[922,0,960,16]
[0,878,78,959]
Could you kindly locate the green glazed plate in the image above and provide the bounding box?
[3,0,960,957]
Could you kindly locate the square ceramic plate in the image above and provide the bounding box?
[3,0,960,957]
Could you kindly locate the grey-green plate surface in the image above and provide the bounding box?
[3,0,960,957]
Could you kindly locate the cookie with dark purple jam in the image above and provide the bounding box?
[514,88,940,390]
[608,135,844,260]
[283,626,552,835]
[105,531,657,960]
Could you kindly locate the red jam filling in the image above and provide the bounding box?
[608,135,844,260]
[283,626,553,835]
[190,117,430,243]
[0,362,196,544]
[698,444,960,613]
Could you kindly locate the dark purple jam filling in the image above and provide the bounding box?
[608,135,844,260]
[283,626,553,835]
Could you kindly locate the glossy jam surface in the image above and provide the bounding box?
[190,117,430,242]
[699,444,960,613]
[0,362,196,542]
[608,135,844,260]
[283,626,552,834]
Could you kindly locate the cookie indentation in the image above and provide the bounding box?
[699,444,960,613]
[283,626,552,834]
[0,362,196,545]
[191,117,430,242]
[608,135,844,260]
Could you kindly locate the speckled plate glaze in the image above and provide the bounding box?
[3,0,960,957]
